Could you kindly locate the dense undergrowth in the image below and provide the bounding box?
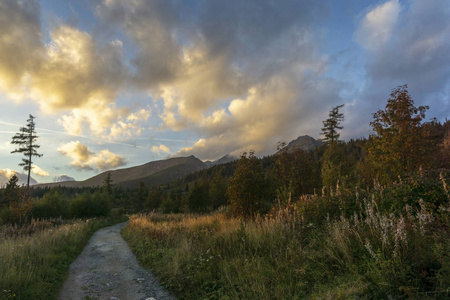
[122,172,450,299]
[0,217,126,300]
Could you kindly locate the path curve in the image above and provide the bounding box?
[58,222,175,300]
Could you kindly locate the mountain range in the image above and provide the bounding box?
[32,135,322,189]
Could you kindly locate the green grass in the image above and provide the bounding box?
[122,187,450,299]
[0,217,124,300]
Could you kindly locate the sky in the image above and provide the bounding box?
[0,0,449,184]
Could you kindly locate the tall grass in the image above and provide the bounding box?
[0,218,120,300]
[123,175,450,299]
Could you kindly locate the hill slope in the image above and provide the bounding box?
[36,156,207,189]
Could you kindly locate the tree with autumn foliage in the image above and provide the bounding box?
[367,85,433,183]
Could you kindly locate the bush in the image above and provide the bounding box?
[109,207,126,221]
[378,171,450,214]
[0,198,33,226]
[32,189,69,219]
[70,191,111,218]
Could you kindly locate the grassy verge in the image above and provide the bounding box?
[0,217,126,300]
[122,195,450,299]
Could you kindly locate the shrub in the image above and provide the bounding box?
[32,189,69,219]
[70,191,111,218]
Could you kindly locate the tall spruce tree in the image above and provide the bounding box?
[11,115,43,188]
[321,104,345,144]
[103,172,113,195]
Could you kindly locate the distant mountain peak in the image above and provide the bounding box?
[278,135,323,153]
[204,154,238,167]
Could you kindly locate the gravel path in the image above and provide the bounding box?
[58,222,175,300]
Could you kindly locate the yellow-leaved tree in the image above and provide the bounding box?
[367,85,433,183]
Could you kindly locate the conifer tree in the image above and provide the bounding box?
[103,172,113,195]
[1,175,19,207]
[321,104,344,144]
[11,115,43,188]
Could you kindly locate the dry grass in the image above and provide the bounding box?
[123,180,450,299]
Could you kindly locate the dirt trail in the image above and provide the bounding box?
[58,222,175,300]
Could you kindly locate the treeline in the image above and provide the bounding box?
[0,176,122,225]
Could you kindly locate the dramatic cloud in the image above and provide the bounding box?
[31,26,127,111]
[31,164,49,177]
[58,141,126,171]
[96,0,341,159]
[0,1,131,138]
[176,76,341,160]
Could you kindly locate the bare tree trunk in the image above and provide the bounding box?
[27,131,32,188]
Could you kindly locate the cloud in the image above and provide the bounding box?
[108,108,151,139]
[57,106,151,138]
[0,17,127,111]
[355,0,401,50]
[95,0,343,159]
[0,1,131,137]
[58,141,127,171]
[176,75,342,160]
[354,0,450,127]
[95,0,183,88]
[30,25,127,111]
[31,165,49,176]
[0,0,42,93]
[151,144,171,155]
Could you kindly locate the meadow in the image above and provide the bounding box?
[123,173,450,299]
